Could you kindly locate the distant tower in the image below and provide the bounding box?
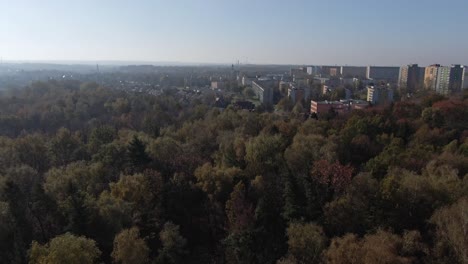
[96,64,100,73]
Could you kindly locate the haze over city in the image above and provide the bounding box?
[1,0,468,65]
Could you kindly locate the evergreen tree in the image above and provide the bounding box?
[127,136,151,172]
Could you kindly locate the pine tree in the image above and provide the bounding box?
[127,136,151,172]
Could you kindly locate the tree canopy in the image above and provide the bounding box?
[0,80,466,263]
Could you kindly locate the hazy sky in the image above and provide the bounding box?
[1,0,467,65]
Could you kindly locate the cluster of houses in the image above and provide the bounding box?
[209,63,465,115]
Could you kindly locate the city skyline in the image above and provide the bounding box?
[0,60,466,67]
[1,0,468,65]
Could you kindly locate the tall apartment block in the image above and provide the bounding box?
[449,65,465,93]
[399,64,423,93]
[424,64,465,94]
[435,66,451,95]
[424,64,441,90]
[366,66,400,83]
[340,66,367,78]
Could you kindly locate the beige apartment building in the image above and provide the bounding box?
[424,64,440,90]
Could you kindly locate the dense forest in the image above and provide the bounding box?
[0,80,467,264]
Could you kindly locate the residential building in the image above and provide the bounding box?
[252,81,274,105]
[288,87,306,104]
[279,81,291,95]
[314,77,329,84]
[419,67,426,88]
[293,78,309,87]
[464,69,468,89]
[311,100,344,115]
[291,68,308,79]
[211,81,225,90]
[330,68,339,77]
[307,66,320,75]
[435,66,451,95]
[340,66,367,78]
[326,78,342,88]
[399,64,423,92]
[321,66,340,77]
[424,64,441,90]
[341,78,360,88]
[241,75,255,86]
[424,64,464,94]
[399,65,409,90]
[449,65,465,93]
[310,99,369,115]
[367,85,394,105]
[366,66,400,83]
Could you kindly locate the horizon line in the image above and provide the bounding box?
[0,59,466,68]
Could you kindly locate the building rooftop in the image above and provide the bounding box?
[313,99,368,105]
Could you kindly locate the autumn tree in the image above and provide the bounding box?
[0,201,24,263]
[308,160,354,216]
[284,134,327,175]
[379,165,466,232]
[224,182,256,264]
[110,171,164,240]
[281,222,327,264]
[324,173,379,236]
[225,182,254,233]
[430,197,468,264]
[324,230,413,264]
[112,227,150,264]
[156,222,187,264]
[29,233,101,264]
[88,125,117,153]
[13,134,50,173]
[245,134,287,175]
[48,128,87,167]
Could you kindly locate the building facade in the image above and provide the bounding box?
[340,66,367,78]
[310,99,369,115]
[252,81,274,105]
[279,81,291,95]
[367,85,394,105]
[435,66,451,95]
[242,76,255,86]
[449,65,465,93]
[291,68,308,79]
[211,81,226,90]
[306,66,320,75]
[366,66,400,83]
[321,66,340,77]
[424,64,465,94]
[288,87,306,104]
[424,64,441,90]
[464,69,468,89]
[399,64,422,93]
